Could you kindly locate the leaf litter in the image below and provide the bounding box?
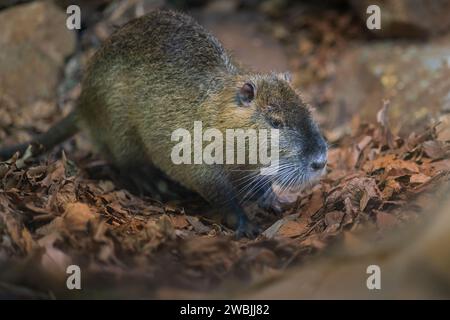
[0,99,449,298]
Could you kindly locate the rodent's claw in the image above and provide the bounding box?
[258,196,284,216]
[235,221,261,240]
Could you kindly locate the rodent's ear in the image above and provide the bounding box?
[279,72,292,83]
[238,82,256,106]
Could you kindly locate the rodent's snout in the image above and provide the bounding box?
[306,138,328,175]
[310,150,327,172]
[311,159,327,171]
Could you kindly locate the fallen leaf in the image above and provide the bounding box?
[170,215,189,229]
[410,173,431,184]
[63,202,96,231]
[376,100,397,149]
[186,216,211,234]
[324,211,345,227]
[422,140,449,159]
[41,160,66,187]
[277,220,308,238]
[427,159,450,175]
[381,178,402,200]
[262,214,299,239]
[363,155,420,175]
[1,210,35,254]
[302,189,323,217]
[436,114,450,141]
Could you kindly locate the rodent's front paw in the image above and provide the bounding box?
[235,221,261,239]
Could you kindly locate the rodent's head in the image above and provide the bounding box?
[224,73,328,191]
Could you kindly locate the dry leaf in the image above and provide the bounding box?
[170,215,189,229]
[302,189,323,217]
[186,216,211,234]
[277,220,308,238]
[423,140,449,159]
[410,173,431,184]
[63,202,97,231]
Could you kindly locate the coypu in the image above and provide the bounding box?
[0,10,327,238]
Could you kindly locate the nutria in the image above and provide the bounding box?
[0,10,328,238]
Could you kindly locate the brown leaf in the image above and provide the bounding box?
[1,210,35,254]
[363,154,396,172]
[63,202,96,231]
[36,217,64,236]
[262,219,285,239]
[424,159,450,176]
[376,100,397,149]
[364,154,420,177]
[186,216,211,234]
[299,235,326,250]
[98,180,115,193]
[302,189,323,218]
[381,178,402,200]
[410,173,431,184]
[170,215,189,229]
[262,214,299,239]
[50,181,78,211]
[344,197,358,218]
[277,220,308,238]
[157,215,176,238]
[324,211,345,228]
[352,135,373,167]
[422,140,449,159]
[327,176,380,212]
[41,160,66,187]
[26,165,47,180]
[436,114,450,141]
[359,189,371,211]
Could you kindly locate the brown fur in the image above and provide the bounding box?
[0,10,326,237]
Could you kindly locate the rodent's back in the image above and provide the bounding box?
[76,10,239,187]
[85,10,237,95]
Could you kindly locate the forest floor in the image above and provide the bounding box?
[1,1,450,298]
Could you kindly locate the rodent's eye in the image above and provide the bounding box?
[270,118,284,129]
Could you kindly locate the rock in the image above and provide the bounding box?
[0,0,32,10]
[258,0,288,18]
[193,10,288,73]
[329,36,450,134]
[350,0,450,38]
[0,1,76,109]
[204,0,239,14]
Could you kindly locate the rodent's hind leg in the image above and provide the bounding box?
[122,167,161,198]
[218,197,261,239]
[196,171,262,238]
[234,205,262,239]
[215,199,261,239]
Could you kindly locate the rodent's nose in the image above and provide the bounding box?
[311,160,326,171]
